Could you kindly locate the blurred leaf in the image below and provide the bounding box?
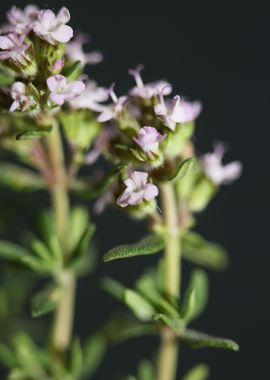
[125,289,155,321]
[0,241,30,263]
[68,207,89,253]
[0,72,14,86]
[153,313,185,334]
[0,343,17,368]
[182,269,209,323]
[81,333,107,379]
[31,281,64,317]
[70,337,83,377]
[101,277,125,300]
[135,272,179,318]
[182,363,210,380]
[103,234,164,262]
[138,360,155,380]
[0,164,44,191]
[167,157,197,181]
[63,60,83,80]
[182,231,229,271]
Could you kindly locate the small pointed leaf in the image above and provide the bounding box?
[138,360,155,380]
[181,329,239,351]
[0,164,44,191]
[182,363,210,380]
[125,289,155,321]
[16,128,51,140]
[0,241,30,263]
[103,234,164,262]
[81,333,107,379]
[70,337,83,377]
[31,282,64,317]
[167,157,197,181]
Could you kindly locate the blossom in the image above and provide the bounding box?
[117,171,158,207]
[97,84,127,122]
[201,143,242,186]
[33,7,73,44]
[129,64,172,99]
[133,126,165,155]
[52,59,64,74]
[155,94,202,131]
[10,82,31,112]
[47,75,85,106]
[69,80,108,111]
[0,33,28,63]
[66,34,103,66]
[6,5,39,35]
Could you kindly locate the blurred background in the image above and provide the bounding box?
[0,0,268,379]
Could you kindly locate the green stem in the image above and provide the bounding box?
[46,124,75,353]
[157,182,181,380]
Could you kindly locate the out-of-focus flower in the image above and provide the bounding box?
[129,64,172,99]
[117,171,158,207]
[133,126,165,155]
[6,5,39,35]
[0,33,28,63]
[97,83,127,122]
[85,127,116,165]
[69,80,108,111]
[10,82,31,112]
[33,7,73,44]
[66,34,103,66]
[47,75,85,106]
[155,93,202,131]
[201,143,242,185]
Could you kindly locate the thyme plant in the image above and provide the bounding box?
[0,5,242,380]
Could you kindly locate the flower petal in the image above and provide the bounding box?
[51,24,73,43]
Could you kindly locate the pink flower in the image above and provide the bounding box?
[47,75,85,106]
[10,82,31,112]
[6,5,39,35]
[155,94,202,131]
[33,7,73,45]
[0,33,28,63]
[69,80,108,111]
[201,143,242,186]
[66,34,103,66]
[129,64,172,99]
[117,171,158,207]
[52,59,64,74]
[133,126,165,155]
[97,84,127,122]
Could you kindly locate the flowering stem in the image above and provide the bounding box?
[158,182,181,380]
[46,123,75,354]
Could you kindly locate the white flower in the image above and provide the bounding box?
[201,143,242,185]
[0,33,28,64]
[66,34,103,66]
[10,82,31,112]
[97,84,127,122]
[6,5,39,35]
[68,80,108,111]
[33,7,73,45]
[129,65,172,99]
[133,126,165,155]
[155,94,202,131]
[117,171,158,207]
[47,75,85,106]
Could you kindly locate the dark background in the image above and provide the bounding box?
[0,0,269,379]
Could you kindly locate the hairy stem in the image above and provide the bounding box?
[157,182,181,380]
[46,124,75,353]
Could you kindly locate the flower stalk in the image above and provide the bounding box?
[45,123,75,354]
[158,182,181,380]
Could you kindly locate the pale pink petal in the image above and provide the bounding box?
[144,183,159,201]
[47,75,65,91]
[67,81,85,96]
[51,25,73,43]
[57,7,70,24]
[50,93,65,105]
[222,162,242,184]
[9,100,20,112]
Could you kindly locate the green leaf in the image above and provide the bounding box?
[153,314,239,351]
[0,163,43,191]
[138,360,155,380]
[101,277,126,300]
[103,234,164,262]
[0,72,14,86]
[70,337,83,377]
[135,272,180,318]
[0,241,30,262]
[125,289,156,321]
[67,223,95,269]
[182,363,210,380]
[182,269,209,323]
[81,333,106,379]
[68,207,89,253]
[182,231,229,271]
[167,157,197,181]
[31,282,64,317]
[181,329,239,351]
[0,343,17,368]
[16,128,51,140]
[64,60,82,80]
